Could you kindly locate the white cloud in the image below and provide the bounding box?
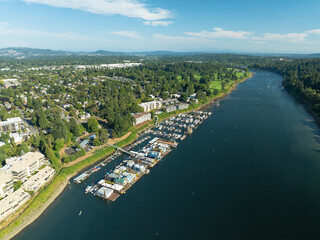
[111,31,142,39]
[185,28,252,39]
[306,29,320,35]
[252,33,308,42]
[22,0,173,21]
[143,21,173,27]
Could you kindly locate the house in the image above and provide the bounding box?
[133,112,151,126]
[0,117,23,133]
[95,187,113,199]
[79,140,89,149]
[133,164,145,172]
[1,79,20,89]
[139,100,162,112]
[126,160,135,168]
[3,102,11,110]
[9,133,23,144]
[79,112,91,120]
[89,134,97,140]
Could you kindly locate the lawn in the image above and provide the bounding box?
[209,81,222,90]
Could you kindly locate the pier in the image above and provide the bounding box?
[106,143,135,156]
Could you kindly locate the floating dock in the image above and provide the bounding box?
[78,111,212,201]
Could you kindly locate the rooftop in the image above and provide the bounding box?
[9,152,45,173]
[0,117,22,126]
[0,170,12,184]
[133,112,151,119]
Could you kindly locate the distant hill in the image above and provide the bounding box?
[0,47,320,59]
[90,50,126,56]
[305,53,320,58]
[0,47,74,58]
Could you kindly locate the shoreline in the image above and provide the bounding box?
[2,180,69,240]
[0,72,253,240]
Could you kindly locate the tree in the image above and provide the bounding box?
[54,138,65,151]
[98,128,108,144]
[38,110,49,129]
[69,118,81,137]
[179,92,188,102]
[87,117,99,133]
[93,138,101,146]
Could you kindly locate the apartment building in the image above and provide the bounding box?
[0,171,14,198]
[9,152,46,182]
[139,101,162,112]
[0,117,23,133]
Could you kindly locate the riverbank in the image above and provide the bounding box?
[285,89,320,129]
[0,72,253,240]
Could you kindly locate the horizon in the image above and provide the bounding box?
[1,0,320,53]
[1,46,320,56]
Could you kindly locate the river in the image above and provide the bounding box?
[14,71,320,240]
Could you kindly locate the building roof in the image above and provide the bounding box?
[80,140,89,148]
[0,117,22,126]
[9,152,45,173]
[0,170,12,184]
[96,187,113,197]
[133,112,151,119]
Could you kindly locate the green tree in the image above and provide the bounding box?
[98,128,108,144]
[54,138,65,151]
[93,138,101,146]
[87,117,99,133]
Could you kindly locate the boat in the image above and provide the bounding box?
[85,186,93,193]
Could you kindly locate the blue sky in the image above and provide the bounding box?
[0,0,320,53]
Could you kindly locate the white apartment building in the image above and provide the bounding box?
[0,171,14,198]
[9,152,46,182]
[0,188,30,222]
[23,166,55,192]
[139,101,162,112]
[165,105,177,113]
[0,117,23,133]
[133,112,151,126]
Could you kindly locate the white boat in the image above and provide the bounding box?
[85,186,93,194]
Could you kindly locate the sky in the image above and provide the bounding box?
[0,0,320,53]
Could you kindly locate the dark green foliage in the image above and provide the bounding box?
[13,181,23,191]
[62,148,86,163]
[254,59,320,117]
[87,117,99,133]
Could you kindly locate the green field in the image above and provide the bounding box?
[209,81,222,90]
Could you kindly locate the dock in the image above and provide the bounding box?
[78,111,212,201]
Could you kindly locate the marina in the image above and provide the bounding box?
[73,111,212,200]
